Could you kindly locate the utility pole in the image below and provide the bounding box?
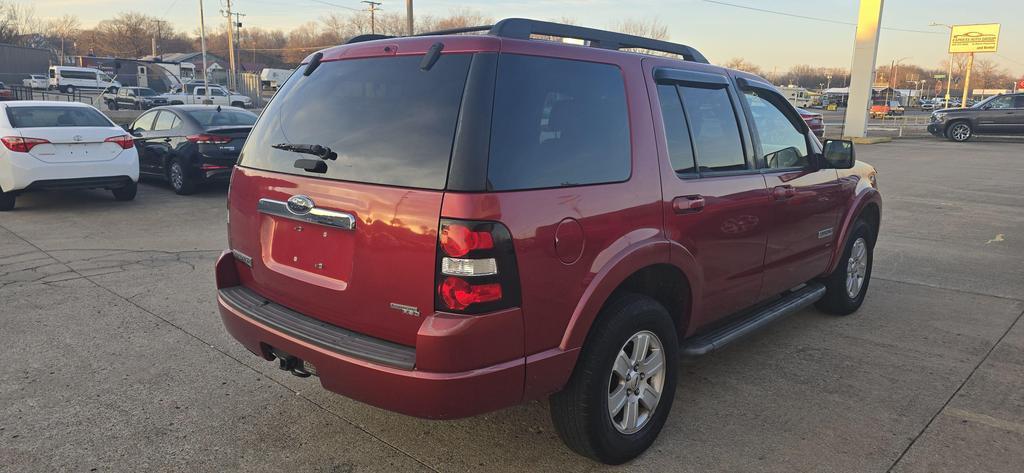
[362,1,382,35]
[199,0,211,104]
[406,0,414,35]
[223,0,237,91]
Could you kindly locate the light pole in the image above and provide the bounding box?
[930,22,955,108]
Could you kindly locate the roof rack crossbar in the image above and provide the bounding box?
[414,25,493,37]
[488,18,709,64]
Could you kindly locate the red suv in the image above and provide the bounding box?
[216,19,881,464]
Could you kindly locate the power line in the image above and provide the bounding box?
[702,0,944,35]
[306,0,362,11]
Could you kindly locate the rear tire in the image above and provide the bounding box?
[65,85,75,94]
[112,181,137,201]
[168,159,196,195]
[231,101,245,108]
[0,190,15,211]
[550,293,679,464]
[816,219,875,315]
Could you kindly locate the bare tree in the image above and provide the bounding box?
[723,57,763,75]
[48,15,79,63]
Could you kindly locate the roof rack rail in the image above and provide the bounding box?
[346,18,709,64]
[489,18,708,63]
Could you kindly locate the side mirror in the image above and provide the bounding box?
[822,139,855,169]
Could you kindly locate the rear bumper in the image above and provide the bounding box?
[214,251,541,419]
[24,176,134,191]
[0,149,139,193]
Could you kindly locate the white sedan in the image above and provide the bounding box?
[23,74,49,90]
[0,101,139,211]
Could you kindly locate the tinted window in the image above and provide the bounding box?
[986,96,1014,109]
[742,90,809,169]
[678,85,746,172]
[60,70,97,80]
[153,111,179,131]
[6,106,112,128]
[186,109,257,127]
[1015,96,1024,108]
[133,111,158,131]
[487,55,630,190]
[656,84,696,174]
[241,54,472,190]
[137,88,156,96]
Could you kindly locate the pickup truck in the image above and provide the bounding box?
[158,85,253,108]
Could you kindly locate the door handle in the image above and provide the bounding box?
[772,185,797,200]
[673,195,705,214]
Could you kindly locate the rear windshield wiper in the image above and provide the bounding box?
[272,143,337,161]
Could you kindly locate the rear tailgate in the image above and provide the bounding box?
[227,45,484,346]
[229,168,442,346]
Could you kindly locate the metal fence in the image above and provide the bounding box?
[7,84,98,106]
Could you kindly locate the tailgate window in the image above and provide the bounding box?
[240,54,472,190]
[6,106,113,128]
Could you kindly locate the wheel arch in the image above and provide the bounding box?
[559,240,700,352]
[824,187,882,275]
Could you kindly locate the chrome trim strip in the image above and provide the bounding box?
[818,227,834,239]
[257,198,356,230]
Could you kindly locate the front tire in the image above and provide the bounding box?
[816,219,875,315]
[168,159,196,195]
[947,121,972,142]
[112,181,137,201]
[550,294,679,464]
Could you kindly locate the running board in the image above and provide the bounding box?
[680,282,826,356]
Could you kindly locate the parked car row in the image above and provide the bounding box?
[0,101,257,210]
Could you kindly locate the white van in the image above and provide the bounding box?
[47,66,121,94]
[779,85,813,108]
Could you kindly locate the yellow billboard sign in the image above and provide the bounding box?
[949,23,1000,53]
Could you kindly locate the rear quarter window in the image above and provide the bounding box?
[487,55,631,191]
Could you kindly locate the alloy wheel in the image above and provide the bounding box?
[607,330,666,435]
[846,237,868,298]
[170,163,184,191]
[950,123,971,141]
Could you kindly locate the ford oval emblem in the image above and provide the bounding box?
[286,195,315,215]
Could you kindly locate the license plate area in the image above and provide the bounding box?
[263,216,354,286]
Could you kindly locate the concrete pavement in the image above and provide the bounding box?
[1,138,1022,472]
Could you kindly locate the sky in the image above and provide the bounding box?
[26,0,1024,76]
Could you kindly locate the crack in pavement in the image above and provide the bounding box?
[886,306,1024,473]
[0,223,442,473]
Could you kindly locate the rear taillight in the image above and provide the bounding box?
[200,163,230,171]
[1,136,49,153]
[104,135,135,150]
[187,134,232,144]
[435,219,521,314]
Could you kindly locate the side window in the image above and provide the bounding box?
[677,85,747,172]
[656,84,697,175]
[1014,96,1024,108]
[152,111,177,131]
[132,111,158,131]
[212,88,226,97]
[487,54,631,190]
[987,96,1014,109]
[742,89,809,169]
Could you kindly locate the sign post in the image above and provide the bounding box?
[947,23,1000,108]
